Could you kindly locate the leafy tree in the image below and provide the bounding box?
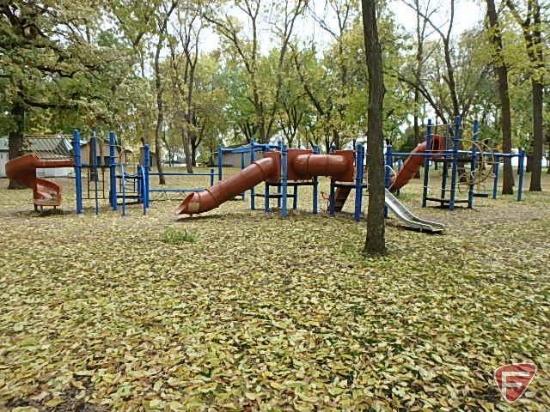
[275,46,311,148]
[485,0,515,194]
[308,0,361,149]
[403,0,434,146]
[152,0,179,184]
[0,1,116,188]
[188,52,230,164]
[166,3,204,172]
[505,0,546,191]
[107,0,158,147]
[203,0,307,143]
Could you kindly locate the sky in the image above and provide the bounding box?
[389,0,482,34]
[199,0,484,54]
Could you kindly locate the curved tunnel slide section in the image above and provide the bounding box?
[175,156,279,215]
[6,154,74,208]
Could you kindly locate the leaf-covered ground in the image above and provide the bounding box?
[0,169,548,411]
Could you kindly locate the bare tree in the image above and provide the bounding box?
[362,0,386,256]
[203,0,306,143]
[405,0,435,145]
[153,0,179,184]
[168,6,204,172]
[308,0,359,149]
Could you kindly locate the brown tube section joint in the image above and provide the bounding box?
[291,152,354,182]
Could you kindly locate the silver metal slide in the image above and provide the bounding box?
[385,189,445,233]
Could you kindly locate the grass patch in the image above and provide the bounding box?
[162,227,196,244]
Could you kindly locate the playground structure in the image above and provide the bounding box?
[173,116,526,231]
[4,117,524,229]
[386,117,526,210]
[74,130,149,216]
[5,131,149,215]
[176,142,446,232]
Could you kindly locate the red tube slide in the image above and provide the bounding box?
[390,135,444,192]
[175,155,279,215]
[175,150,355,216]
[5,154,74,208]
[291,153,353,181]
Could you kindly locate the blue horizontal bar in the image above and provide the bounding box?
[219,145,278,154]
[148,172,214,176]
[150,188,205,193]
[493,153,520,158]
[391,150,508,158]
[391,151,454,157]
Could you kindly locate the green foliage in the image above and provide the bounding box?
[1,0,546,174]
[162,227,196,244]
[0,1,125,134]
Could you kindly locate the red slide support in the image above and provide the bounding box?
[5,154,74,210]
[390,134,445,192]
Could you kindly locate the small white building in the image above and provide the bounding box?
[0,137,8,177]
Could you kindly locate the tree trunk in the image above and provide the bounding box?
[526,153,533,173]
[183,70,195,173]
[486,0,514,194]
[529,79,543,191]
[413,95,421,179]
[8,100,26,189]
[154,41,166,185]
[191,140,199,167]
[154,127,165,184]
[181,129,193,173]
[362,0,386,257]
[504,0,544,190]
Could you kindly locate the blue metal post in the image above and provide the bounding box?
[355,144,366,222]
[384,144,393,189]
[240,152,246,200]
[121,164,127,216]
[492,158,499,199]
[143,144,150,209]
[281,145,288,217]
[264,182,270,213]
[440,157,449,202]
[210,168,215,187]
[140,165,147,215]
[217,146,223,181]
[250,145,256,210]
[449,116,461,210]
[276,145,282,209]
[91,131,99,215]
[73,129,83,214]
[109,131,117,210]
[422,119,433,207]
[517,150,525,201]
[467,119,479,208]
[312,145,319,214]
